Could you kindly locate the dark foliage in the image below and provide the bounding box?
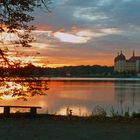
[0,0,51,47]
[0,65,115,77]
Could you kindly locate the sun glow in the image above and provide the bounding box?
[57,106,91,116]
[0,82,28,100]
[0,94,18,100]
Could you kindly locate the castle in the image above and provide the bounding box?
[114,51,140,73]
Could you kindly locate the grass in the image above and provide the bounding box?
[0,114,140,140]
[0,110,140,140]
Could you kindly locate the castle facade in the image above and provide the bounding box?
[114,51,140,73]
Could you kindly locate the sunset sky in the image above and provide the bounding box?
[2,0,140,67]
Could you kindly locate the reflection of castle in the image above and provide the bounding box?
[114,51,140,73]
[114,82,140,107]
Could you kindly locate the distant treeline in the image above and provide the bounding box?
[45,65,114,77]
[0,64,138,77]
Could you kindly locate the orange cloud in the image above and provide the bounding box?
[0,26,122,67]
[36,25,53,31]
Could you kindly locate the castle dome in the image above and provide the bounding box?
[114,51,126,62]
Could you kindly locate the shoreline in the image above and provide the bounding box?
[1,77,140,82]
[1,113,140,121]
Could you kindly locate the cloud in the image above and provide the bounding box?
[25,0,140,66]
[32,0,139,34]
[100,28,122,34]
[32,27,123,45]
[32,29,85,44]
[0,32,18,43]
[73,7,109,21]
[0,26,123,47]
[53,32,90,43]
[32,29,91,44]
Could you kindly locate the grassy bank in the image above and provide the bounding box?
[0,114,140,140]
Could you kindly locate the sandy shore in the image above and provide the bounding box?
[0,115,140,140]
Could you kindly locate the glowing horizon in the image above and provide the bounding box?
[1,0,140,67]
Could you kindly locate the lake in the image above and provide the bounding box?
[0,78,140,116]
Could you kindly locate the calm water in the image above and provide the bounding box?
[0,78,140,116]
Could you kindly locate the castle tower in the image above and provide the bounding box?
[133,50,135,57]
[114,50,126,72]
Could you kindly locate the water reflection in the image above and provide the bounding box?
[0,79,140,116]
[0,79,48,101]
[57,106,91,116]
[46,81,115,116]
[114,81,140,112]
[46,80,140,115]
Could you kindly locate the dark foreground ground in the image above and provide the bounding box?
[0,115,140,140]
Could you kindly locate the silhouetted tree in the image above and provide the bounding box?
[0,1,51,99]
[0,0,51,69]
[0,0,51,47]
